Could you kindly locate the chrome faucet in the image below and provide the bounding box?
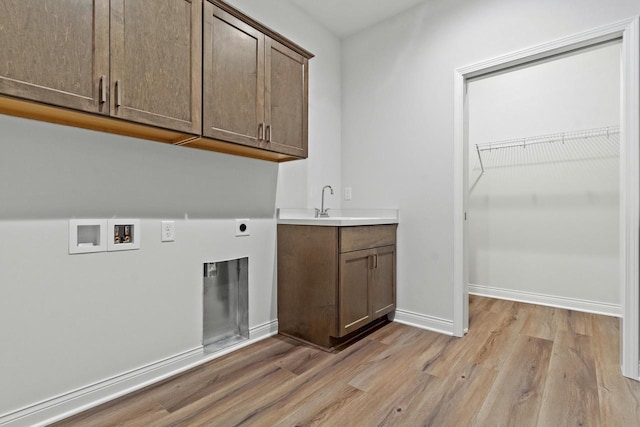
[315,185,333,218]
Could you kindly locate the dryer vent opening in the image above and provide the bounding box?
[203,257,249,353]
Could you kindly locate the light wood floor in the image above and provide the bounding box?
[54,296,640,426]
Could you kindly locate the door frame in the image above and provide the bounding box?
[453,17,640,379]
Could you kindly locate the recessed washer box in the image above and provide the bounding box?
[107,219,141,251]
[69,219,108,254]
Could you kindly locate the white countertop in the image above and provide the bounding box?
[277,208,399,226]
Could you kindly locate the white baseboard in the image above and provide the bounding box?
[1,320,278,427]
[250,318,279,338]
[393,309,454,335]
[469,284,622,317]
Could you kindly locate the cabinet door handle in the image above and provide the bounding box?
[368,255,376,269]
[266,125,271,142]
[115,80,122,107]
[99,76,106,104]
[258,123,264,141]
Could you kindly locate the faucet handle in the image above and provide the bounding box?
[314,208,320,218]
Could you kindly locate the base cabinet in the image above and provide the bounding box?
[278,224,397,349]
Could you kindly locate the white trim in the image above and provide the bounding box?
[249,319,280,338]
[1,320,279,427]
[453,70,466,338]
[619,16,640,381]
[469,284,622,318]
[453,17,640,380]
[394,309,454,336]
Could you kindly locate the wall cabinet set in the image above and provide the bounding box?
[277,224,397,349]
[0,0,312,162]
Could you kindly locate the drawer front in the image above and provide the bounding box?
[340,224,397,253]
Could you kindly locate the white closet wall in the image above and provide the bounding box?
[467,41,621,314]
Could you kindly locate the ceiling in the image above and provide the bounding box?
[289,0,427,39]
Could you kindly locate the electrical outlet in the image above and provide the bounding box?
[161,221,175,242]
[344,187,352,201]
[236,219,250,237]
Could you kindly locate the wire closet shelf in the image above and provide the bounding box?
[474,125,620,174]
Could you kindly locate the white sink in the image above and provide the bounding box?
[277,209,399,226]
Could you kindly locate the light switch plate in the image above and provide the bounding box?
[161,221,175,242]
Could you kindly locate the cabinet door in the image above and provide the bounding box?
[203,3,264,147]
[339,249,374,337]
[110,0,202,133]
[265,37,308,158]
[372,245,396,318]
[0,0,109,114]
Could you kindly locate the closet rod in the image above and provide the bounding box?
[475,125,619,173]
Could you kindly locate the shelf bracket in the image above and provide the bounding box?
[476,144,484,174]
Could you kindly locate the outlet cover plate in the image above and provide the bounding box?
[236,219,250,237]
[344,187,352,200]
[161,221,175,242]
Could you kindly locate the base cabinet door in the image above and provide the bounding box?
[0,0,109,114]
[338,249,375,337]
[339,245,396,337]
[110,0,202,133]
[372,245,396,318]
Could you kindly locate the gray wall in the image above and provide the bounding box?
[0,0,342,416]
[341,0,640,321]
[227,0,344,210]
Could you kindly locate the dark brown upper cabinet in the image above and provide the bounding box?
[203,1,310,158]
[0,0,201,137]
[110,0,202,134]
[203,5,265,148]
[0,0,311,161]
[265,39,309,158]
[0,0,110,115]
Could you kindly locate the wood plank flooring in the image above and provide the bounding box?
[53,296,640,426]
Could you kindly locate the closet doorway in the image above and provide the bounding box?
[467,41,621,315]
[453,18,640,380]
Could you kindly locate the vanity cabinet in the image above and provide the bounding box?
[277,224,397,349]
[203,1,309,158]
